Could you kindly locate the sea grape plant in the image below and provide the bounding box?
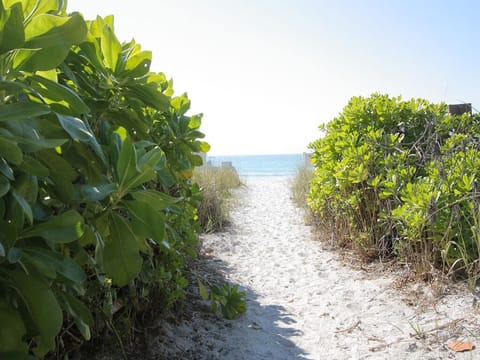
[0,0,210,357]
[309,94,480,281]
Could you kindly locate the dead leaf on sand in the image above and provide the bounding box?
[447,341,474,352]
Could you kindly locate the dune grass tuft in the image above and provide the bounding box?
[194,166,242,232]
[290,162,314,209]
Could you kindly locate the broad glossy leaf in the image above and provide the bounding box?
[101,23,121,70]
[24,13,86,49]
[0,2,25,53]
[31,75,90,116]
[57,291,93,340]
[131,189,181,211]
[4,0,60,21]
[199,141,210,153]
[0,102,50,123]
[125,83,170,111]
[20,210,84,243]
[123,50,152,79]
[0,136,22,165]
[20,13,87,71]
[8,135,67,152]
[18,156,49,177]
[12,190,32,225]
[125,167,156,190]
[124,200,165,243]
[103,213,142,286]
[0,220,16,248]
[57,115,106,164]
[37,150,75,202]
[6,269,62,350]
[0,157,14,180]
[75,183,116,202]
[7,247,22,263]
[14,174,37,205]
[22,247,86,282]
[116,137,138,190]
[171,94,190,116]
[138,146,162,168]
[0,175,10,197]
[0,299,28,354]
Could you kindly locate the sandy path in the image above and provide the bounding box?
[151,177,479,359]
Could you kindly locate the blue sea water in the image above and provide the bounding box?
[206,154,307,177]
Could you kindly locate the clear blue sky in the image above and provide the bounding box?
[68,0,480,155]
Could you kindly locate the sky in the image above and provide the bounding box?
[68,0,480,155]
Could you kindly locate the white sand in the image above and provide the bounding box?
[150,177,480,359]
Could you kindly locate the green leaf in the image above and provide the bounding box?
[5,0,60,21]
[0,102,51,123]
[124,167,156,190]
[0,2,25,53]
[31,75,90,116]
[125,83,170,111]
[0,220,16,249]
[131,190,181,211]
[22,247,86,283]
[101,23,121,70]
[75,183,116,202]
[57,291,93,341]
[123,200,165,243]
[0,157,14,180]
[20,13,87,71]
[123,49,151,79]
[197,279,209,301]
[12,190,32,225]
[0,175,10,197]
[9,135,67,152]
[20,210,85,243]
[103,213,142,286]
[116,137,138,190]
[57,115,106,164]
[17,156,49,177]
[0,136,23,165]
[0,299,28,354]
[138,146,162,168]
[37,150,75,202]
[6,269,63,353]
[14,174,38,206]
[199,141,210,153]
[7,247,22,263]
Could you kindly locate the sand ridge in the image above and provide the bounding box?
[150,177,479,359]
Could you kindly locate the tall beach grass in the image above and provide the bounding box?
[194,166,242,232]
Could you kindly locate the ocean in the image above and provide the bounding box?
[206,154,309,177]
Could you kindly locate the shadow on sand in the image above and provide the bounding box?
[145,251,309,360]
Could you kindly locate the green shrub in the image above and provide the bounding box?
[309,94,480,282]
[193,166,241,232]
[0,0,209,357]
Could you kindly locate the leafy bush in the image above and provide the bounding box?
[309,94,480,282]
[0,0,209,357]
[198,280,247,320]
[193,166,241,232]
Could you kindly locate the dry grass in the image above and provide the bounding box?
[193,166,241,233]
[290,162,313,209]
